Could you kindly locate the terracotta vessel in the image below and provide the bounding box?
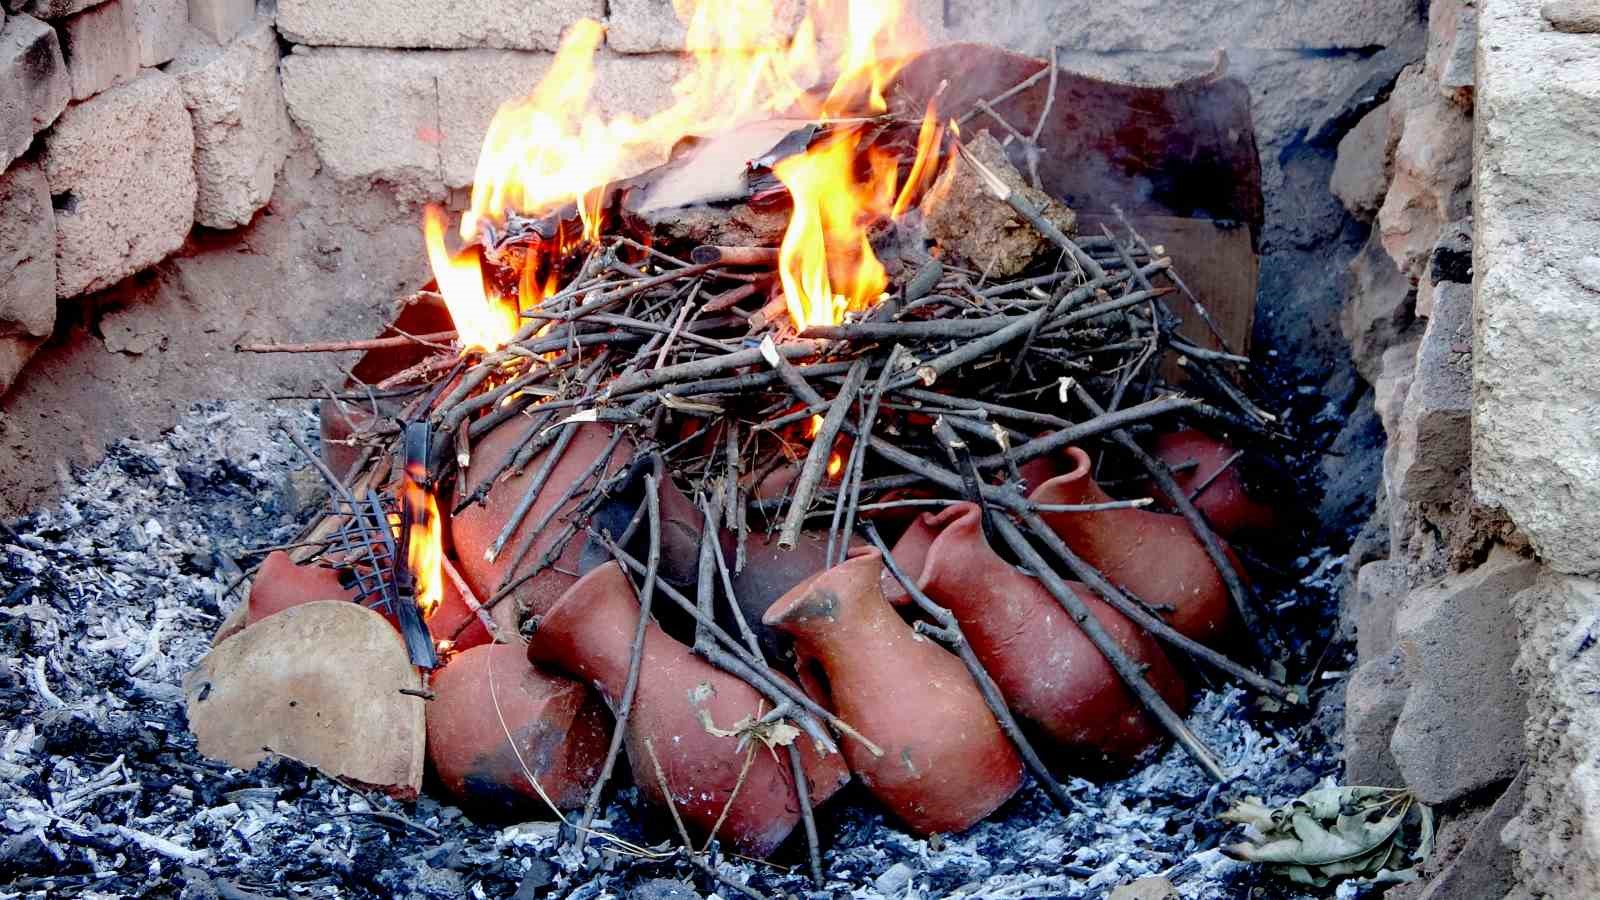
[246,550,358,626]
[728,528,864,665]
[1145,430,1277,538]
[901,503,1188,759]
[1029,447,1237,646]
[452,421,630,637]
[528,562,850,857]
[425,566,495,653]
[763,553,1023,835]
[426,643,610,818]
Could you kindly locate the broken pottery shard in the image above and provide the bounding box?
[920,129,1077,278]
[184,600,426,799]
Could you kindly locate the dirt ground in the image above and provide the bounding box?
[0,138,432,519]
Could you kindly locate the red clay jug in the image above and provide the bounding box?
[905,503,1188,760]
[527,562,850,857]
[246,551,358,626]
[1145,430,1277,539]
[763,552,1023,835]
[1029,447,1236,647]
[426,643,610,819]
[729,528,866,665]
[452,421,630,637]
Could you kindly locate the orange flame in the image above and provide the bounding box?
[422,205,521,352]
[402,461,443,619]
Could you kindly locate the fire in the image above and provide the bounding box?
[401,458,444,618]
[421,0,932,347]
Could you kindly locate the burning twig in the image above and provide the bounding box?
[778,359,868,549]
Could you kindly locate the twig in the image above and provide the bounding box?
[234,331,457,354]
[778,359,868,549]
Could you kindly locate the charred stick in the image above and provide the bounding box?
[575,474,662,843]
[1070,384,1270,658]
[691,245,780,267]
[786,743,824,885]
[656,283,701,369]
[1170,339,1250,366]
[956,61,1055,126]
[531,262,717,323]
[605,341,821,398]
[991,515,1228,781]
[779,359,869,549]
[759,335,826,406]
[864,523,1076,812]
[905,259,944,303]
[931,415,997,545]
[702,281,763,313]
[895,386,1072,429]
[974,395,1199,470]
[234,331,458,354]
[1178,356,1277,425]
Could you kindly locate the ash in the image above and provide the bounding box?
[0,401,1346,899]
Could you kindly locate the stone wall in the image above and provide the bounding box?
[1336,0,1600,897]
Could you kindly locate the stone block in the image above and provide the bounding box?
[1390,282,1472,513]
[1504,567,1600,898]
[1417,772,1524,900]
[1389,548,1541,805]
[1378,71,1473,281]
[186,0,250,43]
[1352,559,1408,663]
[0,13,69,170]
[8,0,101,19]
[170,20,290,228]
[1427,0,1478,107]
[130,0,185,66]
[280,46,444,203]
[1331,101,1394,222]
[1344,650,1409,788]
[1543,0,1600,33]
[1473,0,1600,575]
[275,0,601,51]
[1344,231,1417,385]
[0,159,54,395]
[604,0,804,54]
[40,71,195,298]
[59,0,139,101]
[946,0,1421,56]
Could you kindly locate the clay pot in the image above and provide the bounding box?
[906,503,1187,759]
[1029,447,1237,646]
[763,553,1023,835]
[528,562,850,857]
[728,528,866,665]
[426,568,494,653]
[1145,430,1276,538]
[452,421,631,637]
[426,643,610,818]
[246,550,358,626]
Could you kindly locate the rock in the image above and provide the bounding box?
[0,160,55,343]
[186,0,251,43]
[1504,567,1600,898]
[1308,26,1427,147]
[1373,339,1419,437]
[873,861,917,896]
[1417,771,1524,900]
[1427,0,1479,106]
[1377,70,1473,281]
[1344,650,1409,787]
[130,0,185,66]
[1351,559,1408,663]
[1389,282,1472,516]
[58,0,139,101]
[40,71,196,298]
[605,0,803,53]
[1420,217,1472,318]
[184,600,427,799]
[1543,0,1600,32]
[1343,231,1417,384]
[275,0,601,51]
[1109,876,1179,899]
[1330,101,1394,221]
[1389,548,1541,805]
[8,0,101,18]
[1473,0,1600,575]
[169,20,291,228]
[0,333,43,396]
[424,643,609,818]
[0,13,69,169]
[920,129,1076,279]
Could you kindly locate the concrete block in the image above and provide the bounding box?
[170,20,291,228]
[59,0,140,101]
[0,159,55,394]
[40,71,196,298]
[604,0,803,54]
[0,13,69,170]
[130,0,185,66]
[275,0,601,51]
[1390,548,1541,805]
[9,1,102,19]
[1344,651,1409,788]
[186,0,251,43]
[1473,0,1600,575]
[279,46,444,203]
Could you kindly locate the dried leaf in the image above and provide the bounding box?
[1221,784,1433,888]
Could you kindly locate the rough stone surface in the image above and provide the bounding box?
[1543,0,1600,32]
[1419,216,1472,318]
[40,71,196,298]
[1344,649,1409,788]
[275,0,601,51]
[9,0,101,18]
[1331,101,1394,222]
[1427,0,1479,106]
[1379,67,1474,281]
[605,0,804,53]
[0,159,54,395]
[1389,281,1472,514]
[1351,558,1408,663]
[921,128,1077,278]
[0,13,68,171]
[58,0,139,101]
[1473,0,1600,576]
[185,600,427,799]
[1417,771,1523,900]
[170,20,291,228]
[130,0,185,66]
[1344,232,1417,384]
[185,0,251,43]
[1504,569,1600,898]
[1389,548,1541,805]
[947,0,1421,55]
